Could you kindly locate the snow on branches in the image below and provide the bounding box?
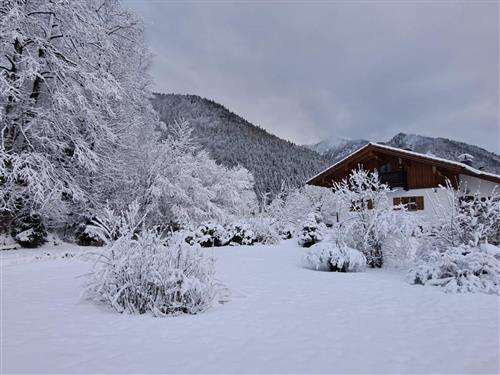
[303,242,366,272]
[83,226,226,316]
[130,119,257,230]
[408,182,500,294]
[408,243,500,295]
[0,0,159,233]
[297,213,325,248]
[428,181,500,248]
[265,184,338,233]
[332,168,417,268]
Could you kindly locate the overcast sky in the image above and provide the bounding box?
[125,0,499,153]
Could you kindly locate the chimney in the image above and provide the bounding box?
[457,153,474,167]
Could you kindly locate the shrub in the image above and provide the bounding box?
[407,244,500,295]
[382,234,421,270]
[242,217,280,245]
[429,182,500,248]
[12,214,47,248]
[83,230,225,316]
[194,222,232,247]
[304,242,367,272]
[278,225,295,240]
[188,218,281,248]
[83,202,144,245]
[297,213,325,248]
[228,222,256,245]
[76,222,105,246]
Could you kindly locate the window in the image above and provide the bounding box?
[393,196,424,211]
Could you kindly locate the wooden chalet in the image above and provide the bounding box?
[307,143,500,214]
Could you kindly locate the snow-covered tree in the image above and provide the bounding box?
[332,168,417,267]
[0,0,158,236]
[265,184,338,235]
[130,120,257,230]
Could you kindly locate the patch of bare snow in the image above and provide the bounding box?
[0,242,99,267]
[1,241,499,373]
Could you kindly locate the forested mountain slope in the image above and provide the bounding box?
[153,94,500,198]
[151,93,330,197]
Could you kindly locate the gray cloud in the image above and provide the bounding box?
[125,0,499,152]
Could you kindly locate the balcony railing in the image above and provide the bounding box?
[379,171,407,190]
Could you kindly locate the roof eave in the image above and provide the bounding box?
[306,142,500,185]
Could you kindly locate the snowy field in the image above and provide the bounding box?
[1,241,499,374]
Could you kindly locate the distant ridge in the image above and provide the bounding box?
[152,93,500,197]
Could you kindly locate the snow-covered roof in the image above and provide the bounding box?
[306,142,500,184]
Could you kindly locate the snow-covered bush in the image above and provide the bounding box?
[11,214,47,248]
[303,242,366,272]
[265,184,338,235]
[228,222,256,246]
[83,202,145,245]
[407,243,500,295]
[186,217,280,248]
[240,217,280,245]
[429,182,500,247]
[75,221,105,247]
[382,234,421,270]
[194,222,232,248]
[83,230,225,316]
[278,225,295,240]
[333,168,418,268]
[297,213,325,248]
[407,183,500,294]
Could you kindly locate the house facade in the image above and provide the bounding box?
[306,143,500,220]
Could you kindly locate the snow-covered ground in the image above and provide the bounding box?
[1,241,499,373]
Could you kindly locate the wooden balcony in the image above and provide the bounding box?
[379,170,408,190]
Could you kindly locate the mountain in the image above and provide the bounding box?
[308,133,500,174]
[152,93,500,198]
[384,133,500,174]
[151,93,331,198]
[306,137,369,164]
